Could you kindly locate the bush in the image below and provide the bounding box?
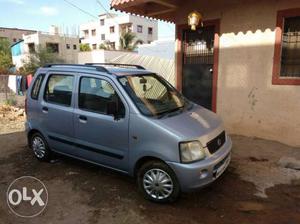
[4,97,17,106]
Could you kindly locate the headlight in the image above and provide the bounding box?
[179,141,206,163]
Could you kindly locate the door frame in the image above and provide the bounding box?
[175,19,220,112]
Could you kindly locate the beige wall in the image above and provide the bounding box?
[175,0,300,146]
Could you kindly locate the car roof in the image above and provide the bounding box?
[38,64,153,78]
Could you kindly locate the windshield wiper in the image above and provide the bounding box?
[156,106,185,119]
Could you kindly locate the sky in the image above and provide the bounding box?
[0,0,175,39]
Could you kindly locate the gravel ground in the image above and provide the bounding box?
[0,113,299,224]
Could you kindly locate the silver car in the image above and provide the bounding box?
[26,63,232,203]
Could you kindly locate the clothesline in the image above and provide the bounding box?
[7,74,33,96]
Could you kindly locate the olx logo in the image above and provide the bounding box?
[7,176,48,218]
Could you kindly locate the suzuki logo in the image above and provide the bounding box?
[7,176,48,218]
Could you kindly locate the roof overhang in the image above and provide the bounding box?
[111,0,181,23]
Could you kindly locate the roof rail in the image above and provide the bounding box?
[85,63,145,70]
[43,64,110,73]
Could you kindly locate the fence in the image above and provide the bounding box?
[0,75,26,107]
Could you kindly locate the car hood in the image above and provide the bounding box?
[153,105,224,145]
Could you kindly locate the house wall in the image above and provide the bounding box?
[22,31,79,65]
[0,27,35,44]
[175,0,300,146]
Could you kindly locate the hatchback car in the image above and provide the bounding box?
[26,63,232,203]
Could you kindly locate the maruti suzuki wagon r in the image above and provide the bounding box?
[26,63,232,203]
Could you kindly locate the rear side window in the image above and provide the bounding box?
[31,74,45,100]
[79,77,125,116]
[44,74,74,106]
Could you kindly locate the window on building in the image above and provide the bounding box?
[273,9,300,85]
[46,43,59,53]
[66,44,70,49]
[91,29,96,36]
[101,34,105,40]
[79,77,125,117]
[73,44,77,50]
[110,26,115,33]
[137,25,143,33]
[83,30,89,38]
[28,43,35,53]
[92,44,97,50]
[44,75,74,106]
[148,27,153,35]
[100,19,105,26]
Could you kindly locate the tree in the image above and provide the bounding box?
[19,45,64,75]
[0,38,13,74]
[119,32,143,51]
[80,43,91,52]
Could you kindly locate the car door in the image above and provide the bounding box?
[41,72,76,154]
[73,74,129,172]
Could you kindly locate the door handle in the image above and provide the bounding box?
[42,106,48,113]
[79,115,87,123]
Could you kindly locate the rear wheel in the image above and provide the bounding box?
[30,133,51,161]
[137,161,180,203]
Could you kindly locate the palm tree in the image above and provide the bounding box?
[119,31,143,51]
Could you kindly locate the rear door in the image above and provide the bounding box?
[41,72,76,154]
[73,74,129,172]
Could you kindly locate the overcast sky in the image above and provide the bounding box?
[0,0,175,40]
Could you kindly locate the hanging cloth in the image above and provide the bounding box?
[27,74,33,87]
[8,75,17,93]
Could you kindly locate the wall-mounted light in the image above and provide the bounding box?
[188,11,203,31]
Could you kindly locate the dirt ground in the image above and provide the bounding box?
[0,108,299,224]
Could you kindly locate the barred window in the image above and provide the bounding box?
[281,16,300,77]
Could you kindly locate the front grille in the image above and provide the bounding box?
[207,131,226,154]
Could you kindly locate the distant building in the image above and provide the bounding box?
[12,26,79,68]
[138,39,175,60]
[0,27,36,44]
[80,13,158,50]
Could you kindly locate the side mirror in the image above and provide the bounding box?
[107,101,117,117]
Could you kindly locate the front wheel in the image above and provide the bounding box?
[30,132,51,162]
[137,161,180,203]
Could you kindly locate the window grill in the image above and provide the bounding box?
[280,16,300,77]
[183,26,214,65]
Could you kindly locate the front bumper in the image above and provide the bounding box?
[167,136,232,192]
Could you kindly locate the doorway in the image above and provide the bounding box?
[176,20,220,112]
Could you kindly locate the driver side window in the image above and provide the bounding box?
[78,77,125,117]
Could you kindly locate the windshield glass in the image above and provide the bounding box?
[118,74,190,117]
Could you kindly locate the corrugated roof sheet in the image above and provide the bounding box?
[108,53,175,85]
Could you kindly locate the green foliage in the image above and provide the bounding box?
[99,43,108,50]
[19,45,65,75]
[0,38,13,74]
[119,32,143,51]
[80,43,91,52]
[4,97,17,106]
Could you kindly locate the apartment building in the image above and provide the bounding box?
[80,13,158,50]
[12,26,79,68]
[0,27,36,44]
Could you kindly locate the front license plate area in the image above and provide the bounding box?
[213,154,230,179]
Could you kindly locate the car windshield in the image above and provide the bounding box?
[118,74,190,117]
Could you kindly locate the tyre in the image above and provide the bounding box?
[30,132,51,162]
[137,161,180,203]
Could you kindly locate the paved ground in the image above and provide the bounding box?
[0,122,299,223]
